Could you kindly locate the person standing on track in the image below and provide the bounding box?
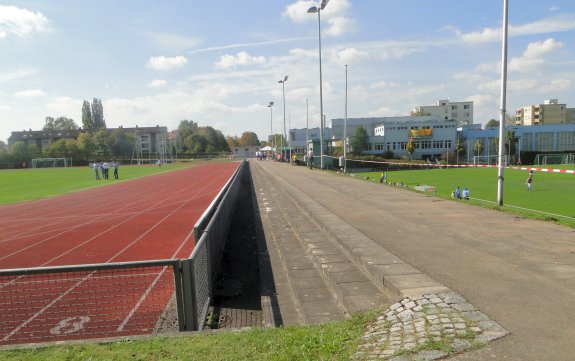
[93,162,100,180]
[113,160,119,179]
[102,161,109,180]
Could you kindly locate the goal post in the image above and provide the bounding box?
[473,155,508,166]
[31,158,70,168]
[534,153,569,165]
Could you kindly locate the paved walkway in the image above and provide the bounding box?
[250,160,575,361]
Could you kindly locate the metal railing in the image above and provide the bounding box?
[0,160,247,346]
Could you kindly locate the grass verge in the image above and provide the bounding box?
[0,311,378,361]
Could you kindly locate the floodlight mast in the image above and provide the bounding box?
[308,2,329,169]
[268,102,274,157]
[497,0,509,206]
[344,64,348,174]
[278,76,289,161]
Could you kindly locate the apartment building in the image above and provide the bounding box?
[515,99,575,125]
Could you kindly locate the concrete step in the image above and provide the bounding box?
[250,161,390,326]
[253,161,448,301]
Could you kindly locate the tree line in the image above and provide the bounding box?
[1,98,263,168]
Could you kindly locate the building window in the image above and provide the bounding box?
[536,132,553,151]
[558,132,575,150]
[464,104,470,109]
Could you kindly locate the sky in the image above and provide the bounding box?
[1,0,575,144]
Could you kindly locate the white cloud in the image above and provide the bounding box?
[509,38,564,73]
[14,89,46,97]
[455,14,575,43]
[283,0,356,37]
[523,38,564,58]
[538,79,573,93]
[370,81,400,90]
[470,38,564,76]
[45,97,81,114]
[147,79,168,88]
[283,1,317,23]
[0,5,51,39]
[147,55,188,70]
[335,47,369,65]
[325,16,357,37]
[215,52,266,69]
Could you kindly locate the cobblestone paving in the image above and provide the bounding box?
[353,291,508,360]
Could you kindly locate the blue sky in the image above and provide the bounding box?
[1,0,575,144]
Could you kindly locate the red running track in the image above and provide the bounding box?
[0,162,240,345]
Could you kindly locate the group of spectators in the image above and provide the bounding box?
[452,186,470,200]
[93,161,119,180]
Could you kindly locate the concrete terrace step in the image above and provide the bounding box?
[250,161,390,326]
[253,161,449,302]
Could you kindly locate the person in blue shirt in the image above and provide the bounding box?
[454,186,461,199]
[462,187,469,200]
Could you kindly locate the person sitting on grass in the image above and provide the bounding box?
[462,187,469,200]
[454,186,461,199]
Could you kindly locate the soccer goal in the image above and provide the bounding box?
[473,155,508,166]
[31,158,70,168]
[534,153,570,165]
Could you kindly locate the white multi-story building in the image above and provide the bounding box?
[412,99,473,126]
[374,117,458,160]
[328,116,456,160]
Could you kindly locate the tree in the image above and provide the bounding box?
[195,126,229,152]
[239,131,260,146]
[78,132,96,159]
[184,134,207,153]
[82,100,93,133]
[43,117,78,131]
[109,129,135,159]
[350,125,369,155]
[9,141,40,164]
[226,135,240,149]
[485,119,499,128]
[44,139,67,157]
[93,129,111,159]
[473,139,483,156]
[506,130,519,163]
[177,120,199,151]
[406,137,416,160]
[91,98,106,131]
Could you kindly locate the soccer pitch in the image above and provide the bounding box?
[359,167,575,228]
[0,163,195,205]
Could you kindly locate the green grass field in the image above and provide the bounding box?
[357,166,575,228]
[0,162,199,205]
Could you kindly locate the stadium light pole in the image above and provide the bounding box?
[306,99,309,154]
[497,0,509,206]
[344,64,348,174]
[308,0,329,169]
[278,76,288,161]
[268,102,274,158]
